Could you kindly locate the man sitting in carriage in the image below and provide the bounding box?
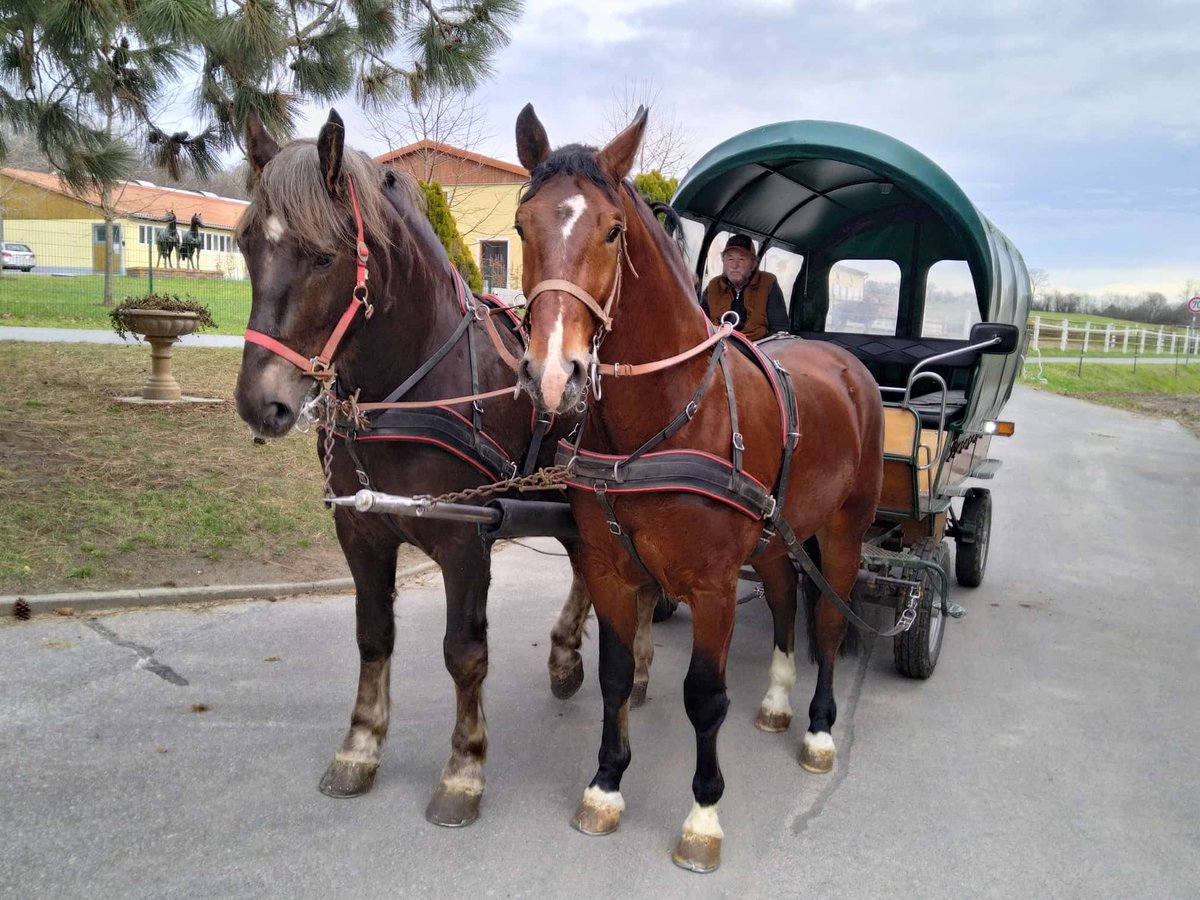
[700,232,789,340]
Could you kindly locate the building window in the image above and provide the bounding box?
[480,240,508,292]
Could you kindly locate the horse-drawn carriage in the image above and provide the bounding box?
[668,120,1030,677]
[235,108,1028,872]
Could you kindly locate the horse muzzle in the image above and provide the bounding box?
[517,351,588,416]
[234,356,315,438]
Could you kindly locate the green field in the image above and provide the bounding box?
[0,272,252,335]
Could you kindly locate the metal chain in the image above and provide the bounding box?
[416,464,573,508]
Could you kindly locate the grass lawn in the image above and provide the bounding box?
[0,272,252,335]
[1020,360,1200,438]
[0,341,353,593]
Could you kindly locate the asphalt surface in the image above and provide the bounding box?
[2,386,1198,899]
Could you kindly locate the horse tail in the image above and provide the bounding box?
[799,536,859,661]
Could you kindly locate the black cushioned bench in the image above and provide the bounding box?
[794,332,981,427]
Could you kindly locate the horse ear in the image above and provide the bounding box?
[245,109,280,177]
[516,103,550,173]
[596,105,648,182]
[318,109,346,198]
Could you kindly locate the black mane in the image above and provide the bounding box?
[522,143,619,203]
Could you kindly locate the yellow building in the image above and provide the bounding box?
[375,141,528,293]
[0,167,248,277]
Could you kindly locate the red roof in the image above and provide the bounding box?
[374,140,528,183]
[0,167,249,230]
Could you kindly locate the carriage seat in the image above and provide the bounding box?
[794,332,980,428]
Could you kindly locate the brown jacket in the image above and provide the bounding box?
[703,269,783,341]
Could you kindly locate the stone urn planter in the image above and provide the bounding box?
[110,295,216,401]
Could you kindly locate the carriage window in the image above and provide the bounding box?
[826,259,900,334]
[760,247,803,310]
[923,261,982,338]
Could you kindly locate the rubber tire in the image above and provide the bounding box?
[893,537,951,679]
[652,592,679,623]
[954,488,992,588]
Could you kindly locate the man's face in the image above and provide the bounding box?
[722,248,755,288]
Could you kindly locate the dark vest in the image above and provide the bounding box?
[704,270,777,341]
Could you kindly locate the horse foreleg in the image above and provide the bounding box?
[547,537,589,699]
[751,554,799,733]
[572,571,639,837]
[800,521,863,775]
[319,514,399,798]
[425,534,491,827]
[672,582,737,873]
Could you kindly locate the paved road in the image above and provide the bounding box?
[2,387,1198,899]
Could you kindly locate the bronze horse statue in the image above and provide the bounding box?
[513,104,884,871]
[178,213,203,269]
[233,109,613,826]
[155,211,180,267]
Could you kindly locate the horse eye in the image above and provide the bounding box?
[606,225,623,243]
[312,254,333,271]
[514,223,524,239]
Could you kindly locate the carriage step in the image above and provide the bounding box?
[968,458,1002,479]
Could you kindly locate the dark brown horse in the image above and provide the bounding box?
[513,104,884,871]
[233,109,601,827]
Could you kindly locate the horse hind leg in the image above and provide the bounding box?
[629,586,657,708]
[319,514,400,798]
[425,534,492,827]
[750,554,799,733]
[547,538,589,699]
[800,518,865,775]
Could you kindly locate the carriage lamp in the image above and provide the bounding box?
[983,420,1015,436]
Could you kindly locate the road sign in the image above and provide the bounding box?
[1189,296,1200,314]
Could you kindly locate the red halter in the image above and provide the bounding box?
[243,174,374,380]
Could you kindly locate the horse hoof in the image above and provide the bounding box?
[672,834,722,873]
[799,731,835,774]
[629,681,648,709]
[425,786,482,827]
[572,787,624,835]
[318,760,378,798]
[550,660,584,699]
[754,709,792,733]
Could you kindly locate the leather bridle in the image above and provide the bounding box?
[243,174,374,380]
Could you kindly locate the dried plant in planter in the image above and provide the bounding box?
[109,294,217,341]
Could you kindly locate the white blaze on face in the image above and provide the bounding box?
[559,194,586,244]
[540,310,573,410]
[265,214,286,243]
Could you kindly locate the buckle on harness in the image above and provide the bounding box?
[356,468,370,488]
[504,461,519,480]
[787,431,801,450]
[732,432,745,451]
[685,400,699,420]
[608,519,623,536]
[761,495,777,520]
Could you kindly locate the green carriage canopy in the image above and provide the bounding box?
[671,120,1029,329]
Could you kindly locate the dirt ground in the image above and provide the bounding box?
[1108,393,1200,438]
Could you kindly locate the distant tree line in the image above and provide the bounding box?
[1037,288,1198,326]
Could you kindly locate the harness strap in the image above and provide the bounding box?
[592,483,657,585]
[380,308,474,403]
[719,350,743,474]
[595,324,733,378]
[616,339,727,475]
[522,413,555,476]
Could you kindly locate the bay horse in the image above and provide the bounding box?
[156,212,179,267]
[233,109,608,827]
[513,104,884,871]
[178,213,203,269]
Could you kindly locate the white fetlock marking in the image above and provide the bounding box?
[803,730,835,756]
[335,728,383,765]
[681,802,723,839]
[439,774,484,797]
[760,648,796,716]
[581,785,625,814]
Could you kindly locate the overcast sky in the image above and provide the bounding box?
[300,0,1199,299]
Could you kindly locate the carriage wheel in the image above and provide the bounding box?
[893,537,951,679]
[954,488,992,588]
[652,592,679,622]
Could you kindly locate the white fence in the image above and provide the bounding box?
[1029,316,1200,355]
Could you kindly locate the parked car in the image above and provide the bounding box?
[2,242,37,272]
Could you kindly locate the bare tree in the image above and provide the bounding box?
[1028,267,1050,309]
[602,77,691,177]
[364,86,493,183]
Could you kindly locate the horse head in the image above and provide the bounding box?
[189,213,202,233]
[513,103,649,415]
[234,108,400,438]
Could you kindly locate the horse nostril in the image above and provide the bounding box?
[263,401,293,432]
[518,357,534,384]
[571,359,587,389]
